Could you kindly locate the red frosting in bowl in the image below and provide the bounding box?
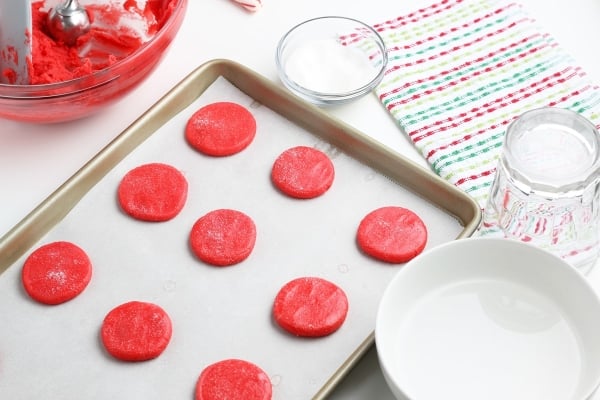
[2,0,176,85]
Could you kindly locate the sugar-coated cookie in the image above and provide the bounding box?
[271,146,335,199]
[190,209,257,266]
[356,206,427,263]
[195,359,272,400]
[101,301,172,362]
[118,162,188,222]
[185,102,256,156]
[21,241,92,305]
[273,277,348,337]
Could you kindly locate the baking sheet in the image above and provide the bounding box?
[0,60,480,399]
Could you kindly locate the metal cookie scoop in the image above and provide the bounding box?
[46,0,90,46]
[0,0,32,84]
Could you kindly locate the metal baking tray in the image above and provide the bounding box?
[0,59,481,399]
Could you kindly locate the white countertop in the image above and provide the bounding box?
[1,0,600,398]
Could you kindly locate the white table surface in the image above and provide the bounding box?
[2,1,600,398]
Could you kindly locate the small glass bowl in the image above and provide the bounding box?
[276,16,388,106]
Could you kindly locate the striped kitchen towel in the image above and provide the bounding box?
[373,0,600,208]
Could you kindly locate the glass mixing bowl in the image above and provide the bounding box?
[0,0,187,123]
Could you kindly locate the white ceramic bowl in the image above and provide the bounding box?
[376,237,600,400]
[275,16,387,106]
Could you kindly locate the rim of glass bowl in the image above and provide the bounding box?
[275,16,388,106]
[0,0,187,100]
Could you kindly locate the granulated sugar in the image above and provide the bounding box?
[283,38,379,94]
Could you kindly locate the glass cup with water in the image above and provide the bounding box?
[481,107,600,274]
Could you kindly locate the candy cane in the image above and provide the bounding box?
[230,0,263,12]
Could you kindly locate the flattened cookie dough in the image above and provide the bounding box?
[356,206,427,263]
[118,162,188,222]
[273,276,348,337]
[271,146,335,199]
[22,241,92,305]
[190,209,257,266]
[101,301,172,362]
[195,359,272,400]
[185,102,257,156]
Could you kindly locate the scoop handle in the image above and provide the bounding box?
[0,0,32,84]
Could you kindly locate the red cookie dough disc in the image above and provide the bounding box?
[118,162,188,222]
[190,209,257,266]
[101,301,172,362]
[195,359,272,400]
[21,241,92,305]
[273,277,349,337]
[271,146,335,199]
[185,102,257,156]
[356,206,428,263]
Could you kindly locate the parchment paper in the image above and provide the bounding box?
[0,77,463,399]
